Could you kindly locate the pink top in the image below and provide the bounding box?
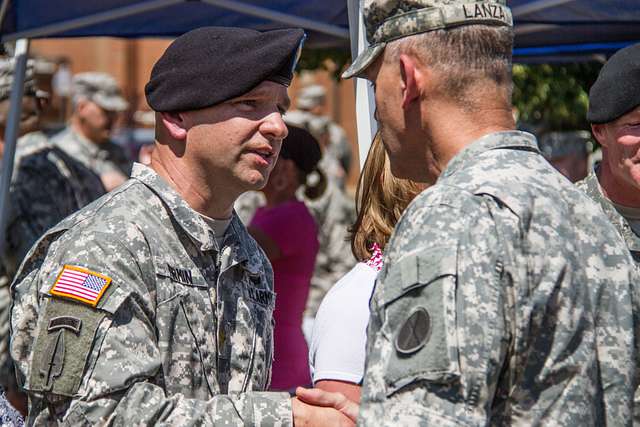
[250,200,319,390]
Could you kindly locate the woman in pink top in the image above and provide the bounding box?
[249,125,326,392]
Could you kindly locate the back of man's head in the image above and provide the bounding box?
[343,1,514,108]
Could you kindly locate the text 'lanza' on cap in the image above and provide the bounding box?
[343,0,513,79]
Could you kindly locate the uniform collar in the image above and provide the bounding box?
[583,166,640,252]
[131,163,254,269]
[131,163,217,251]
[439,131,540,181]
[67,126,103,159]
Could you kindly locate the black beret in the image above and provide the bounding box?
[145,26,305,112]
[280,125,322,175]
[588,43,640,124]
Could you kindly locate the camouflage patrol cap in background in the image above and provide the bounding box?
[0,57,42,102]
[296,84,327,109]
[343,0,513,79]
[72,72,129,112]
[538,131,592,159]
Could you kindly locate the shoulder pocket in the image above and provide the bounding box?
[380,247,460,394]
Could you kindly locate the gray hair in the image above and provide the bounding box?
[384,25,514,109]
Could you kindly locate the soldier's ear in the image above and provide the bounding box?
[160,112,188,141]
[591,123,608,147]
[399,54,420,110]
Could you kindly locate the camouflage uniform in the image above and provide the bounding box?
[52,71,132,180]
[1,136,104,395]
[359,132,638,425]
[304,185,356,319]
[576,167,640,423]
[284,101,357,319]
[52,125,132,178]
[576,167,640,263]
[10,163,291,425]
[0,385,23,427]
[3,132,106,277]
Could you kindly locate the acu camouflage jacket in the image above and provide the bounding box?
[11,163,291,425]
[359,132,639,426]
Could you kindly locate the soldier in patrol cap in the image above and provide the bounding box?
[538,130,591,182]
[284,85,357,340]
[51,71,132,191]
[296,1,639,425]
[10,27,352,425]
[0,56,104,415]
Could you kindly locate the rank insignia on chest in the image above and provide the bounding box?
[50,265,112,307]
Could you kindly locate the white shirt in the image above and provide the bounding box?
[308,262,378,384]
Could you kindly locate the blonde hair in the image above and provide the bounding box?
[350,133,424,261]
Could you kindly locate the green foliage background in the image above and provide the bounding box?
[512,62,602,133]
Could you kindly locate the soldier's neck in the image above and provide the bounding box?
[420,99,515,182]
[598,159,640,208]
[150,149,235,220]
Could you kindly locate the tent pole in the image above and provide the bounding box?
[347,0,377,170]
[0,0,10,31]
[0,38,29,255]
[202,0,349,39]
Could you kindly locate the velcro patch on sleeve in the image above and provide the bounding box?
[50,265,112,307]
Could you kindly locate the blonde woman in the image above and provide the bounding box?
[308,133,424,402]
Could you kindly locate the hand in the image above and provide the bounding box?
[291,396,354,427]
[295,387,359,423]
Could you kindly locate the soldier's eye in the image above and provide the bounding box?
[237,100,258,110]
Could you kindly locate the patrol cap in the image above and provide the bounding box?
[280,125,322,175]
[296,84,326,109]
[0,57,44,102]
[343,0,513,79]
[587,43,640,124]
[72,72,129,112]
[145,26,306,112]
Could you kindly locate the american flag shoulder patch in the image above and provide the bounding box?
[50,265,112,307]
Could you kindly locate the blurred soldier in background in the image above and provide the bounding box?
[285,85,357,339]
[538,130,591,182]
[52,72,132,191]
[0,56,104,415]
[286,84,352,186]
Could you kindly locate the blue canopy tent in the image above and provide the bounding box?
[2,1,640,55]
[0,0,639,248]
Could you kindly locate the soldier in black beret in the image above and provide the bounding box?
[10,26,352,425]
[577,42,640,278]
